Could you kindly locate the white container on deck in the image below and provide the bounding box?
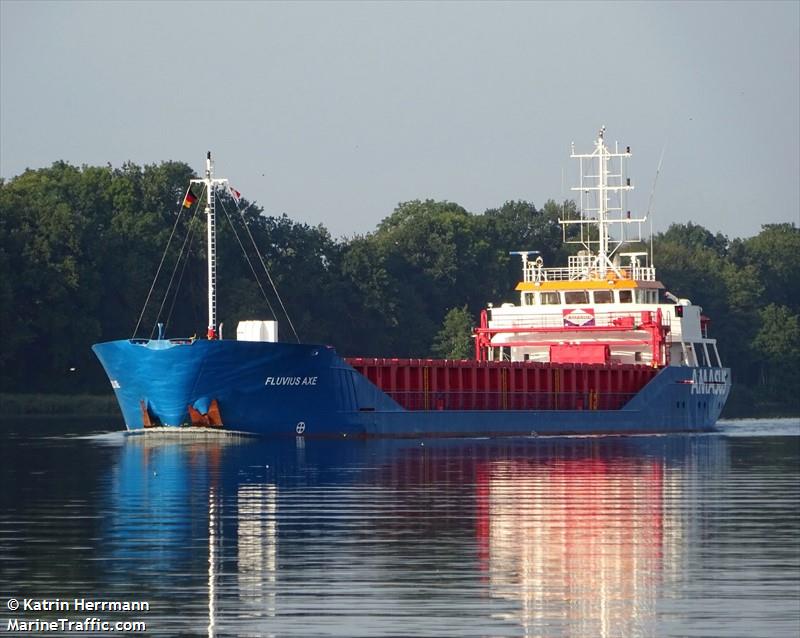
[237,320,278,342]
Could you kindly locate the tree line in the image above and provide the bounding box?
[1,161,797,416]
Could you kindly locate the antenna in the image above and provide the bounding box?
[646,142,666,218]
[650,217,655,269]
[646,141,667,269]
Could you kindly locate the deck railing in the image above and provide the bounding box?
[524,261,656,282]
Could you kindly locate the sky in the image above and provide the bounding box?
[1,1,798,240]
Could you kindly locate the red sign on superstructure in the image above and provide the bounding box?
[562,308,596,327]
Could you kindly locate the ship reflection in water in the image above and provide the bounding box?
[476,453,672,636]
[95,427,798,637]
[235,482,277,625]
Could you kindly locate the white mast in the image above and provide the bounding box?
[564,127,645,278]
[191,152,228,339]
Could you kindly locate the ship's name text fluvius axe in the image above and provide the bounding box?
[264,376,318,386]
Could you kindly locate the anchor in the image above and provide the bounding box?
[140,400,160,428]
[187,399,224,428]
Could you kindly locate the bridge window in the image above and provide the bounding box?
[564,291,589,304]
[523,292,536,306]
[618,290,633,303]
[541,292,560,305]
[593,290,613,304]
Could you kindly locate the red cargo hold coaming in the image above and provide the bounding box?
[346,358,658,412]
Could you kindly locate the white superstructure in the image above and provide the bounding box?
[476,128,722,369]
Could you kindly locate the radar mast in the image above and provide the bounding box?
[564,127,647,278]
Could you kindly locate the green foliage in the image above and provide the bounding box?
[660,221,729,256]
[432,306,475,360]
[1,161,798,415]
[0,393,119,416]
[753,304,800,399]
[739,224,800,313]
[754,304,800,362]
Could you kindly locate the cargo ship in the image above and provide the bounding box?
[93,129,730,437]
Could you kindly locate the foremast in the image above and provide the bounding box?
[191,152,228,340]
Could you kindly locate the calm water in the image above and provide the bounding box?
[1,418,798,637]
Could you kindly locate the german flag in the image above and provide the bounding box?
[182,187,199,208]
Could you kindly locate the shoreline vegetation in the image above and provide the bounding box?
[0,393,120,417]
[1,160,798,416]
[1,389,795,419]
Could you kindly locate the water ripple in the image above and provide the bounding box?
[0,420,798,637]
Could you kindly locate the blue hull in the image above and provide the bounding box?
[92,339,730,437]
